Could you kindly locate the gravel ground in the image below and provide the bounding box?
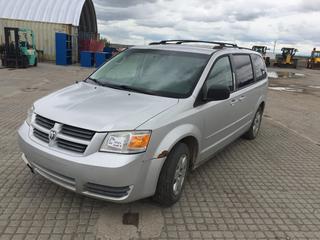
[0,63,320,240]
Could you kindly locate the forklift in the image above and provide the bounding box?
[252,45,270,67]
[0,27,37,68]
[274,47,298,68]
[307,48,320,69]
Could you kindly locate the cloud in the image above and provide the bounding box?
[92,0,320,54]
[94,2,158,21]
[300,0,320,12]
[232,10,267,21]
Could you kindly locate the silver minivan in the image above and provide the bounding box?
[18,40,268,206]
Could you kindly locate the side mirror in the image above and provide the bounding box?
[204,85,230,101]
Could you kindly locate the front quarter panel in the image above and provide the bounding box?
[137,102,203,196]
[138,98,203,171]
[140,99,203,158]
[151,123,202,160]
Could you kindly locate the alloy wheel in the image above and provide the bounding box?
[173,154,188,196]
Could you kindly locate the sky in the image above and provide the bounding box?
[93,0,320,55]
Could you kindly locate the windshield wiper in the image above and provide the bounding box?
[85,79,158,96]
[85,77,104,86]
[109,84,157,95]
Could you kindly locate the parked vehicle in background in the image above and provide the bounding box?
[307,48,320,69]
[274,47,298,68]
[18,40,268,206]
[1,27,38,68]
[252,45,271,67]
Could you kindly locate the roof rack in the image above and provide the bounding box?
[238,46,253,51]
[149,40,238,49]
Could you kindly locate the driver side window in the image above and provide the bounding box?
[205,56,233,91]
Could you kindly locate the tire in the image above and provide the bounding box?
[265,57,270,67]
[153,143,190,206]
[243,107,263,140]
[22,56,28,68]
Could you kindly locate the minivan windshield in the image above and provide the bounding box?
[89,49,209,98]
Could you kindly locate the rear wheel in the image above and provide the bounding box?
[243,107,263,140]
[153,143,190,206]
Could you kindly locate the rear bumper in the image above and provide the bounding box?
[18,122,164,203]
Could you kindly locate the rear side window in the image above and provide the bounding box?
[252,54,267,81]
[233,55,254,88]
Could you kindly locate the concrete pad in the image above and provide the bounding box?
[95,202,164,240]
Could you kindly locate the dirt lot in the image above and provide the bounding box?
[0,63,320,240]
[266,67,320,145]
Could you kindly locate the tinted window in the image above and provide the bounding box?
[205,56,233,91]
[233,55,254,88]
[252,54,267,81]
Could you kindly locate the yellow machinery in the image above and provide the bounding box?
[307,48,320,69]
[274,48,298,68]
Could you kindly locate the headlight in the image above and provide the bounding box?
[100,131,151,154]
[26,105,34,125]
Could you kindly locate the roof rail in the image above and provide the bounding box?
[238,46,253,51]
[149,40,238,48]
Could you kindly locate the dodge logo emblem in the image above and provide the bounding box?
[49,129,57,141]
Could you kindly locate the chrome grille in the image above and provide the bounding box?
[33,128,49,143]
[32,114,96,154]
[56,138,87,153]
[35,115,55,129]
[61,124,95,140]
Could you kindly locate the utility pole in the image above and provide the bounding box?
[273,40,277,53]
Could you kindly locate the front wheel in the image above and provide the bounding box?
[265,57,270,67]
[243,107,263,140]
[153,143,190,206]
[22,55,28,68]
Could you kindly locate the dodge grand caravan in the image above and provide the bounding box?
[18,40,268,206]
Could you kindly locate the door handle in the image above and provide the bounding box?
[230,99,238,106]
[238,96,246,102]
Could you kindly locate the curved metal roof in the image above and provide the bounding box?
[0,0,96,27]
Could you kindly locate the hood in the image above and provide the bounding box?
[34,82,178,131]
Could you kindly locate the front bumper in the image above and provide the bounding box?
[18,122,164,203]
